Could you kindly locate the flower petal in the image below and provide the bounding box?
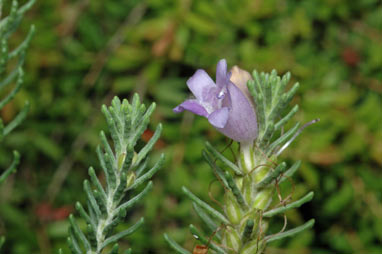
[216,59,228,88]
[208,107,229,128]
[217,82,258,142]
[186,69,216,101]
[173,99,208,117]
[230,65,253,103]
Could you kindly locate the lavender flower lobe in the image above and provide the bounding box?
[174,59,258,142]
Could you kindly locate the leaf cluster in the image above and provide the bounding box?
[0,0,34,184]
[0,0,34,251]
[67,95,163,254]
[247,70,301,156]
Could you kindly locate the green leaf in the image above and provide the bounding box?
[182,186,229,225]
[189,224,227,254]
[68,214,91,251]
[135,124,163,166]
[163,234,191,254]
[128,154,164,190]
[192,202,221,240]
[263,192,314,217]
[224,170,248,210]
[255,162,287,189]
[279,160,301,184]
[266,219,315,243]
[3,101,30,136]
[202,150,229,189]
[0,151,20,184]
[115,181,153,215]
[101,218,144,249]
[205,141,242,175]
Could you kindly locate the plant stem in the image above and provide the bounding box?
[95,153,122,253]
[222,143,274,253]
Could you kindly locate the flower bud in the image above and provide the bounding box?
[222,228,241,253]
[126,171,136,188]
[240,239,265,254]
[230,65,253,104]
[224,192,242,224]
[117,153,126,171]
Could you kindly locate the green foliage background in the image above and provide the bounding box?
[0,0,381,253]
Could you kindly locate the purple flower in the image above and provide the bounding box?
[174,59,258,142]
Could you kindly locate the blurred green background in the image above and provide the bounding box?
[0,0,381,253]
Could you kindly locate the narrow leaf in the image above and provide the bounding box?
[100,131,115,165]
[101,218,144,249]
[263,192,314,217]
[267,122,300,155]
[255,162,287,189]
[182,186,229,225]
[67,236,82,254]
[135,123,162,166]
[205,141,242,175]
[68,215,91,251]
[115,181,153,215]
[189,224,227,254]
[128,153,164,190]
[3,101,29,135]
[8,24,35,59]
[0,151,20,184]
[75,202,95,230]
[0,67,23,109]
[192,202,221,240]
[274,105,299,130]
[224,170,247,210]
[97,146,112,191]
[202,150,229,189]
[266,219,315,243]
[88,167,106,200]
[279,160,301,184]
[163,234,191,254]
[83,180,101,219]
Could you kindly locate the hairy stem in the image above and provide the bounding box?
[222,144,273,254]
[95,152,122,253]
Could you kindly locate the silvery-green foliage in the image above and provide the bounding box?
[67,95,164,254]
[0,0,35,184]
[165,70,315,254]
[0,0,35,250]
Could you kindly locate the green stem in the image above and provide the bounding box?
[95,153,123,253]
[239,142,254,173]
[222,143,274,254]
